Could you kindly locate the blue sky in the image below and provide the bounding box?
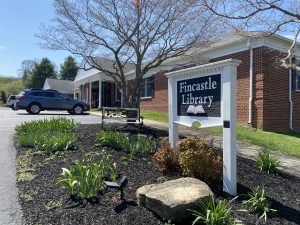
[0,0,70,77]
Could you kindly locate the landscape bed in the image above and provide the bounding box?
[15,123,300,225]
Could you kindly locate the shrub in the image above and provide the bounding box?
[255,149,280,174]
[57,155,110,199]
[178,137,222,185]
[177,137,211,153]
[0,91,7,104]
[153,138,178,172]
[242,186,276,222]
[189,195,238,225]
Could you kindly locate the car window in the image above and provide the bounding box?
[55,93,68,98]
[30,92,43,96]
[10,96,16,100]
[43,92,55,98]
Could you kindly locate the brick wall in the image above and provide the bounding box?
[139,47,299,132]
[210,50,251,126]
[261,47,290,131]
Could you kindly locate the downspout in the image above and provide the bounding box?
[289,57,294,130]
[248,39,254,124]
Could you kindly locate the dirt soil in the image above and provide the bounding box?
[16,124,300,225]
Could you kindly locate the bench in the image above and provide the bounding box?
[104,176,128,200]
[101,107,143,126]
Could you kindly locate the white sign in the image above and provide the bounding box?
[166,59,241,196]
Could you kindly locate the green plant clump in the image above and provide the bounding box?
[16,117,78,153]
[255,149,281,174]
[189,195,239,225]
[243,186,276,222]
[109,162,118,181]
[35,132,77,153]
[96,131,156,159]
[57,154,110,199]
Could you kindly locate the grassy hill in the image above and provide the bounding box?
[0,76,24,104]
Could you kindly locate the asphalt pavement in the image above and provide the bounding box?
[0,107,102,225]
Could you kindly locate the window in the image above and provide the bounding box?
[30,91,43,96]
[115,82,121,101]
[42,92,55,98]
[140,76,154,98]
[291,57,300,91]
[55,93,68,99]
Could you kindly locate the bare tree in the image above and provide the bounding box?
[200,0,300,69]
[18,59,37,82]
[36,0,219,107]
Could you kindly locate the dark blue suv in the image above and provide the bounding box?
[14,89,90,115]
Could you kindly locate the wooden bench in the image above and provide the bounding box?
[101,107,144,126]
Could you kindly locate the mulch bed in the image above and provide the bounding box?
[16,124,300,225]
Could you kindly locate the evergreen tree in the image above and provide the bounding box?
[59,56,78,80]
[27,58,57,88]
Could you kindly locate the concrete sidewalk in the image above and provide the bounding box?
[90,110,300,178]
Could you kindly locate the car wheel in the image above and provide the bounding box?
[28,103,41,114]
[73,105,83,115]
[68,110,74,115]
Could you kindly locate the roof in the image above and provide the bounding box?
[75,32,299,80]
[43,78,74,94]
[75,57,135,82]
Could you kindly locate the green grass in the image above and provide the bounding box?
[141,111,168,123]
[139,111,300,158]
[0,76,24,100]
[205,125,300,158]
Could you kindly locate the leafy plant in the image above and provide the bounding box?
[45,199,62,211]
[35,132,77,153]
[153,138,178,172]
[109,162,118,181]
[242,186,276,222]
[135,136,156,154]
[16,117,78,134]
[178,137,222,185]
[189,195,239,225]
[16,153,36,181]
[255,149,281,174]
[16,117,78,153]
[57,153,110,199]
[19,190,38,202]
[96,131,127,149]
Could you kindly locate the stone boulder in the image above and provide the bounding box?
[136,177,213,221]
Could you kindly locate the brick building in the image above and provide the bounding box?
[74,32,300,132]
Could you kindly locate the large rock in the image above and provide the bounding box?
[136,177,213,221]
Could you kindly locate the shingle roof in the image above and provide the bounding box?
[43,78,74,94]
[75,57,135,82]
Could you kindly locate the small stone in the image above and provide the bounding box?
[136,177,213,221]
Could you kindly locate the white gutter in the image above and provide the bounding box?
[289,57,294,130]
[248,39,254,124]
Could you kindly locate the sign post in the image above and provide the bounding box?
[166,59,241,196]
